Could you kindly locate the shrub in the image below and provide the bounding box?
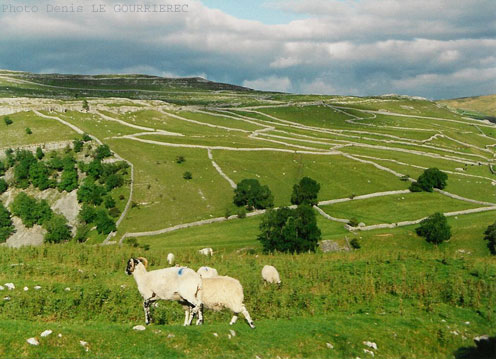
[258,204,321,253]
[124,237,139,247]
[105,174,124,191]
[234,179,274,210]
[409,182,423,192]
[416,212,451,245]
[411,168,448,192]
[74,224,90,243]
[183,171,193,180]
[483,221,496,255]
[0,179,7,194]
[400,175,410,182]
[0,202,15,243]
[77,178,107,205]
[48,155,64,171]
[14,150,37,188]
[5,148,15,168]
[94,209,116,235]
[3,116,12,125]
[86,159,103,179]
[73,139,84,153]
[79,204,97,224]
[0,161,5,176]
[237,207,247,219]
[29,161,52,191]
[25,127,32,135]
[291,177,321,206]
[350,238,361,249]
[58,167,78,192]
[108,207,121,218]
[348,218,359,227]
[43,215,72,244]
[82,99,90,112]
[95,144,112,160]
[176,156,185,164]
[82,133,92,142]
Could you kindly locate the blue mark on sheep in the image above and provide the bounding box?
[178,268,184,276]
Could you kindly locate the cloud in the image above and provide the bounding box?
[0,0,494,98]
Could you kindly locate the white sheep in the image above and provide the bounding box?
[126,257,203,325]
[167,253,175,265]
[198,248,213,256]
[197,266,218,278]
[185,276,255,329]
[261,265,281,285]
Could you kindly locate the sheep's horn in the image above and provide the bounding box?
[137,257,148,268]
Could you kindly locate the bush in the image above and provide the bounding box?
[86,159,103,179]
[43,215,72,244]
[0,179,8,194]
[77,178,107,205]
[176,156,185,164]
[483,221,496,255]
[237,207,247,219]
[105,174,124,191]
[11,193,53,228]
[416,212,451,245]
[104,196,116,209]
[94,209,116,235]
[124,237,139,247]
[82,99,90,112]
[3,116,12,125]
[79,204,97,224]
[73,139,84,153]
[291,177,321,206]
[350,238,361,249]
[25,127,32,135]
[29,161,52,191]
[108,207,121,218]
[234,179,274,210]
[183,171,193,180]
[411,168,448,192]
[348,218,359,227]
[58,167,78,192]
[0,202,15,243]
[74,225,91,243]
[82,133,92,142]
[14,150,37,188]
[258,204,321,253]
[0,161,5,177]
[95,145,112,160]
[35,147,44,160]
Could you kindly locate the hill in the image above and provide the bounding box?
[0,71,495,358]
[438,94,496,122]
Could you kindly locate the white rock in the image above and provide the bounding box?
[58,333,62,338]
[464,321,470,325]
[5,283,15,290]
[167,333,175,338]
[213,332,218,337]
[326,342,334,349]
[133,325,146,331]
[441,319,446,322]
[80,340,89,351]
[364,349,375,356]
[229,329,236,337]
[24,287,29,291]
[40,330,52,337]
[27,337,39,346]
[64,287,71,292]
[34,285,42,290]
[255,356,261,359]
[363,341,378,350]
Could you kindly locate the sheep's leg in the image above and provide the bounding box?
[188,304,202,326]
[143,299,153,325]
[195,304,204,325]
[229,315,238,325]
[241,307,255,329]
[183,308,190,326]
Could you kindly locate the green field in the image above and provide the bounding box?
[0,71,495,358]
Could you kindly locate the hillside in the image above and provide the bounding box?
[0,72,495,358]
[439,95,496,122]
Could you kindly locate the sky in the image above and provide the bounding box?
[0,0,495,99]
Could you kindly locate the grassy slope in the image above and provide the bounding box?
[439,95,496,118]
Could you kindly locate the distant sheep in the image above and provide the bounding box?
[197,266,218,278]
[185,276,255,329]
[262,265,281,285]
[167,253,175,265]
[198,248,213,256]
[126,257,203,325]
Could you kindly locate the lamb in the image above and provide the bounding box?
[198,248,213,256]
[261,265,281,285]
[167,253,175,265]
[125,257,203,326]
[185,275,255,329]
[197,266,218,278]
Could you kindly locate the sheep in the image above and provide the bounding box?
[261,265,281,285]
[185,276,255,329]
[167,253,175,265]
[126,257,203,326]
[198,248,213,256]
[197,266,218,278]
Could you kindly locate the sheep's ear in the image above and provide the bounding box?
[137,257,148,268]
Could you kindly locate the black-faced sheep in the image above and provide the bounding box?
[126,257,203,325]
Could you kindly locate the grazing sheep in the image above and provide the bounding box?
[167,253,175,265]
[262,265,281,285]
[198,248,213,256]
[197,266,218,278]
[185,276,255,329]
[126,257,203,325]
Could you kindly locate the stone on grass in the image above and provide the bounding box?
[363,349,375,356]
[40,330,52,337]
[5,283,15,290]
[167,333,175,338]
[363,341,378,350]
[326,342,334,349]
[80,340,89,351]
[23,287,29,291]
[34,285,41,290]
[229,329,236,337]
[27,337,39,346]
[212,332,218,337]
[133,325,146,331]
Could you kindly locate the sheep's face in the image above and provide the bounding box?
[126,258,139,275]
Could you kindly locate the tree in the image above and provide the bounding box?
[0,202,15,243]
[483,221,496,255]
[43,215,72,244]
[0,161,5,176]
[25,127,32,135]
[95,144,112,160]
[410,168,448,192]
[79,204,97,224]
[11,193,53,228]
[14,150,37,188]
[104,196,116,209]
[36,147,44,160]
[77,178,107,205]
[94,209,116,235]
[5,148,15,169]
[105,173,124,191]
[73,139,84,153]
[29,161,52,190]
[416,212,451,245]
[86,159,103,179]
[234,179,274,210]
[58,167,78,192]
[3,116,12,125]
[257,204,321,253]
[291,177,321,206]
[0,179,7,194]
[82,99,90,112]
[82,133,92,142]
[183,171,193,180]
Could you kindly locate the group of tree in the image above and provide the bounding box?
[232,176,322,254]
[0,202,15,243]
[10,193,71,243]
[79,203,116,235]
[410,168,448,192]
